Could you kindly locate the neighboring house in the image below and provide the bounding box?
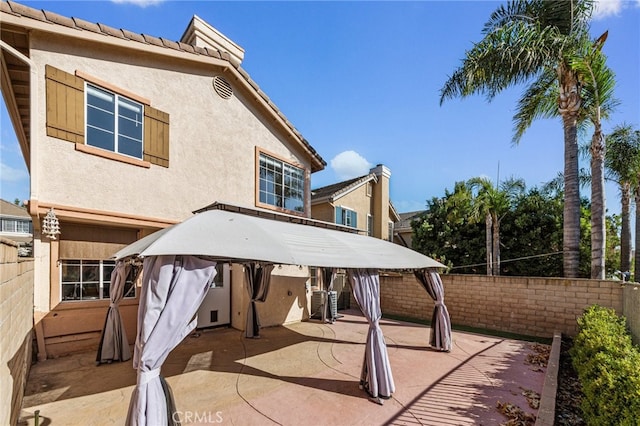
[310,165,400,309]
[0,198,33,256]
[1,2,326,359]
[393,210,425,249]
[311,164,400,241]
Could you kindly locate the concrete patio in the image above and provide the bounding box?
[19,310,547,425]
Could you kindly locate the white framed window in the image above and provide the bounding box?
[367,214,373,236]
[1,218,32,234]
[86,83,144,159]
[61,259,136,302]
[388,221,394,241]
[366,182,372,197]
[258,151,305,213]
[336,206,357,228]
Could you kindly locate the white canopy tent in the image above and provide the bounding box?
[114,208,445,269]
[112,204,448,424]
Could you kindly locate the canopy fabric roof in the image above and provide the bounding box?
[114,209,444,270]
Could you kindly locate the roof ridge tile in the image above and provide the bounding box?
[7,1,46,22]
[72,17,101,33]
[42,10,75,28]
[98,22,126,39]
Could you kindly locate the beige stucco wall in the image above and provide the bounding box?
[332,185,372,235]
[231,264,312,330]
[0,239,34,426]
[25,28,319,353]
[311,203,335,224]
[31,32,311,222]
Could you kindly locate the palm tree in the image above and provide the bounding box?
[468,176,525,275]
[605,124,640,277]
[514,37,616,279]
[574,42,618,279]
[440,0,595,277]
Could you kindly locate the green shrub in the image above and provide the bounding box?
[570,305,640,425]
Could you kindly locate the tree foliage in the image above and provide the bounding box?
[413,180,600,277]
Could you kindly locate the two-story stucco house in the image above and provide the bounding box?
[0,198,33,256]
[1,1,327,359]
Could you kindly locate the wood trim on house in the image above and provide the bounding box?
[75,143,151,168]
[33,202,177,229]
[75,70,150,105]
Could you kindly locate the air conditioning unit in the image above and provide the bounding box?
[327,291,338,322]
[311,290,327,319]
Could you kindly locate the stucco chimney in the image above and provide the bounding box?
[370,164,391,240]
[180,15,245,65]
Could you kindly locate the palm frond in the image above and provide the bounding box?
[512,70,557,144]
[440,20,561,104]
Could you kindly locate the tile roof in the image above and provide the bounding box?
[0,0,326,169]
[395,210,425,229]
[311,174,374,202]
[0,198,30,218]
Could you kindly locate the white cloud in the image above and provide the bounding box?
[111,0,164,7]
[592,0,624,19]
[330,150,372,180]
[1,162,27,182]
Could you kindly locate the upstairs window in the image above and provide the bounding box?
[45,65,170,168]
[86,84,144,159]
[258,151,305,213]
[336,206,357,228]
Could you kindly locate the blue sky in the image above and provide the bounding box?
[1,0,639,216]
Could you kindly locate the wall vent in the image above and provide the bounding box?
[213,76,232,99]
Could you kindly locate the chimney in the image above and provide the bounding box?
[180,15,245,65]
[370,164,391,240]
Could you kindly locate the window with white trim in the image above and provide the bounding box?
[258,152,305,213]
[61,259,136,301]
[336,206,357,228]
[1,218,32,234]
[388,221,394,241]
[367,214,373,236]
[86,83,144,159]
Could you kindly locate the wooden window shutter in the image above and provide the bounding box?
[45,65,85,143]
[144,106,170,167]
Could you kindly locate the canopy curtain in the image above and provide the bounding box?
[244,263,274,338]
[126,255,217,425]
[414,269,452,352]
[321,267,337,322]
[96,260,132,364]
[347,268,395,404]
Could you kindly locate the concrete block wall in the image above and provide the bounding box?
[0,238,35,426]
[380,273,624,338]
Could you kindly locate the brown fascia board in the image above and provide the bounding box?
[2,0,326,172]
